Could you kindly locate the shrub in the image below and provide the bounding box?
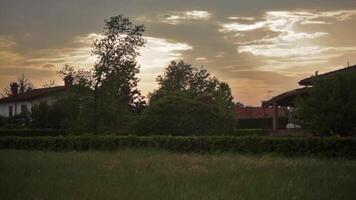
[0,135,355,158]
[0,129,68,137]
[233,129,269,136]
[134,93,237,135]
[295,73,356,136]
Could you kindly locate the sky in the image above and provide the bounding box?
[1,0,356,106]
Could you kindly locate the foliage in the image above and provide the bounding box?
[7,112,31,128]
[62,15,147,133]
[0,116,6,127]
[17,74,34,93]
[1,135,356,158]
[150,61,235,111]
[1,74,34,97]
[31,101,66,129]
[30,85,94,132]
[0,129,67,137]
[92,15,146,112]
[134,93,236,135]
[58,64,93,88]
[295,73,356,136]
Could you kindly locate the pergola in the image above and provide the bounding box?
[262,87,309,131]
[261,64,356,131]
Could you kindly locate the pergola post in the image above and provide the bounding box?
[272,101,279,131]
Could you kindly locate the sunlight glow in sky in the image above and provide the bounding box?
[1,0,356,105]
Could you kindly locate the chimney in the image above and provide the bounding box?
[10,82,19,96]
[64,75,74,87]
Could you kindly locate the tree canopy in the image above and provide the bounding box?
[135,92,236,135]
[150,61,235,111]
[295,72,356,136]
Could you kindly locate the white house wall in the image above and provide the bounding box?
[0,95,57,117]
[0,101,32,117]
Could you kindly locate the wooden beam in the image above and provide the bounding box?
[272,101,279,131]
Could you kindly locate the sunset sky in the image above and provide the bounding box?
[1,0,356,105]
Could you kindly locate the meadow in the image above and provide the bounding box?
[1,150,356,200]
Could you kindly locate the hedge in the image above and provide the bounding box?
[0,129,68,137]
[233,129,269,136]
[0,129,268,137]
[0,136,355,158]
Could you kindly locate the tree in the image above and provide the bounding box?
[92,15,146,110]
[89,15,147,132]
[1,74,34,97]
[150,61,235,111]
[295,73,356,136]
[137,61,237,135]
[58,64,93,88]
[18,74,34,93]
[134,92,236,135]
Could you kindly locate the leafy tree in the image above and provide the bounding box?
[150,61,235,111]
[42,80,58,88]
[134,92,236,135]
[31,101,63,129]
[295,73,356,136]
[92,15,146,111]
[58,64,93,88]
[88,15,147,132]
[18,74,34,93]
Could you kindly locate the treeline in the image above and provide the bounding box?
[1,15,238,135]
[1,14,356,137]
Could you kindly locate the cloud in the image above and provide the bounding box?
[218,9,356,71]
[0,33,193,97]
[138,36,193,69]
[195,57,208,61]
[158,10,212,25]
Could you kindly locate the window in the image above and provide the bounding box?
[9,106,13,117]
[21,104,28,113]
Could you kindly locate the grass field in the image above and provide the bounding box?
[0,150,356,200]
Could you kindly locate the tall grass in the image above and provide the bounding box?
[0,150,356,200]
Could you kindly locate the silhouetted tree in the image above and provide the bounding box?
[135,92,236,135]
[1,74,34,97]
[150,61,235,111]
[89,15,147,132]
[92,15,146,111]
[295,73,356,136]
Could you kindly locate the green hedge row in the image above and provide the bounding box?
[0,129,268,137]
[233,129,269,136]
[0,129,68,137]
[0,136,355,158]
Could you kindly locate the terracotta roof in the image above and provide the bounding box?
[0,86,66,103]
[236,107,288,119]
[299,65,356,86]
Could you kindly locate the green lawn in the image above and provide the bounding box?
[0,150,356,200]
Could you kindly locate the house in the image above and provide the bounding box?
[235,106,288,129]
[0,76,73,118]
[236,106,288,120]
[262,64,356,131]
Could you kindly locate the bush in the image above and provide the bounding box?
[0,135,355,158]
[134,93,237,135]
[233,129,269,136]
[0,116,7,127]
[295,73,356,136]
[0,129,68,137]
